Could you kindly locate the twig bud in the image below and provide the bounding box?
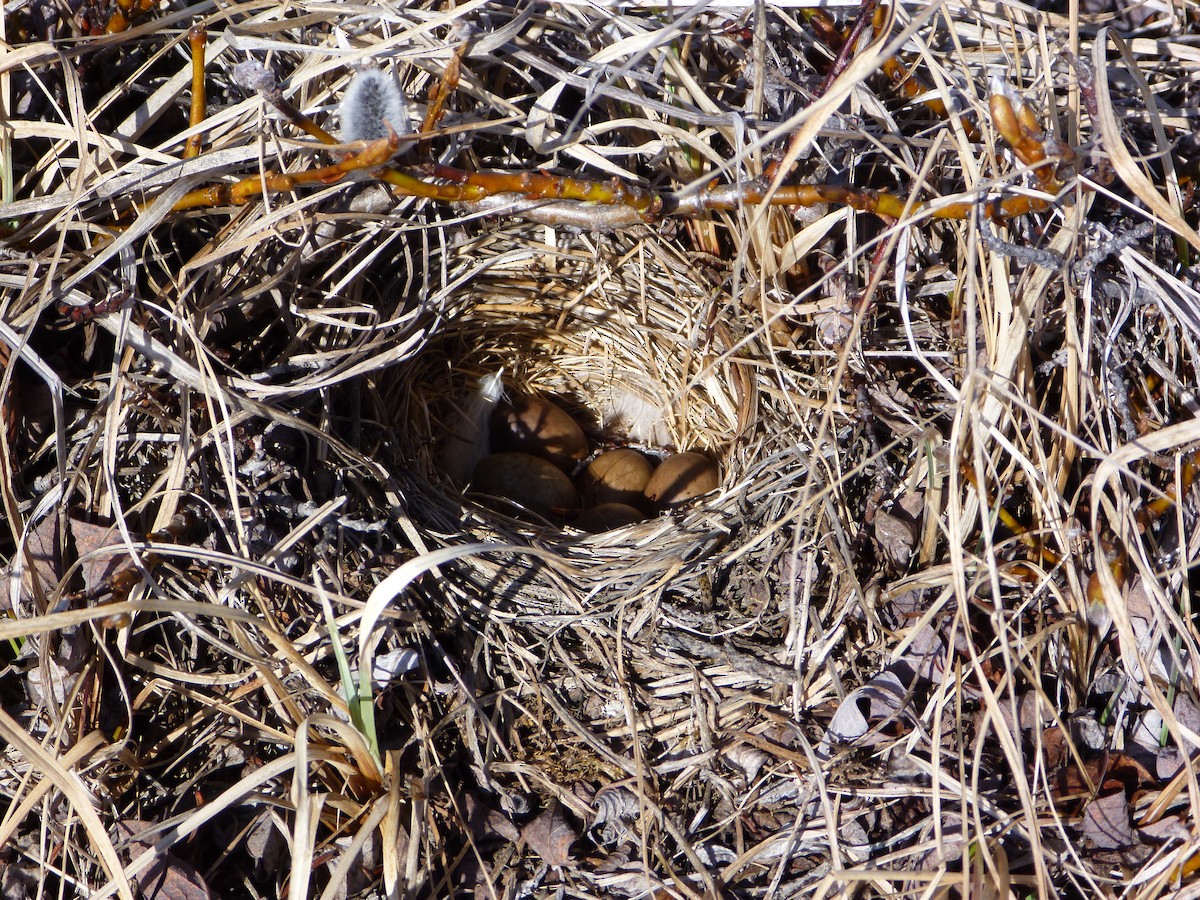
[232,60,278,96]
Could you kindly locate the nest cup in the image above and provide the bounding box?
[379,234,769,610]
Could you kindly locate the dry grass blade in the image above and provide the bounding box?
[2,0,1199,896]
[0,708,134,900]
[1091,28,1200,254]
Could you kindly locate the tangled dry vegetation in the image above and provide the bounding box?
[2,0,1200,896]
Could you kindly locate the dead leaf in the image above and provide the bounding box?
[821,670,909,753]
[723,743,771,784]
[593,786,639,829]
[1042,726,1068,770]
[25,656,75,707]
[522,800,578,868]
[1138,814,1191,844]
[897,491,924,520]
[483,808,520,844]
[1069,714,1106,753]
[814,306,854,347]
[874,510,914,568]
[2,512,140,614]
[2,512,66,612]
[243,814,287,883]
[115,820,212,900]
[466,792,519,843]
[371,647,421,687]
[1155,747,1184,782]
[136,857,212,900]
[893,624,946,685]
[1080,791,1135,850]
[1103,752,1156,794]
[1174,691,1200,736]
[68,517,133,596]
[1052,751,1157,810]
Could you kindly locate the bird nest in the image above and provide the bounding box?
[379,227,796,616]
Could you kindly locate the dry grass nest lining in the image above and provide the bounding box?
[381,229,795,603]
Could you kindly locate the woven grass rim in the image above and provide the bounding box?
[380,229,808,572]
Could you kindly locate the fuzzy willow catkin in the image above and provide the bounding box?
[340,69,411,144]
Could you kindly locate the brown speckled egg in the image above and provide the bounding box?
[470,452,580,521]
[581,449,653,507]
[573,503,646,533]
[643,451,719,510]
[492,395,589,471]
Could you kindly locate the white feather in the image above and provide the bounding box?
[596,385,672,445]
[442,370,506,484]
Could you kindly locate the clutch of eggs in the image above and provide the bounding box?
[466,389,719,530]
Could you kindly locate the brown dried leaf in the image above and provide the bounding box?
[1053,758,1099,807]
[1103,752,1156,794]
[1042,726,1068,770]
[2,512,66,611]
[136,859,212,900]
[484,809,521,843]
[68,516,134,596]
[243,815,287,883]
[116,820,212,900]
[466,793,520,843]
[522,800,578,868]
[1080,791,1135,850]
[873,510,914,568]
[897,491,924,520]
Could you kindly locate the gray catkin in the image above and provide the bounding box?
[340,69,410,143]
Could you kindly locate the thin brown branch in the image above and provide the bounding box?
[183,26,207,160]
